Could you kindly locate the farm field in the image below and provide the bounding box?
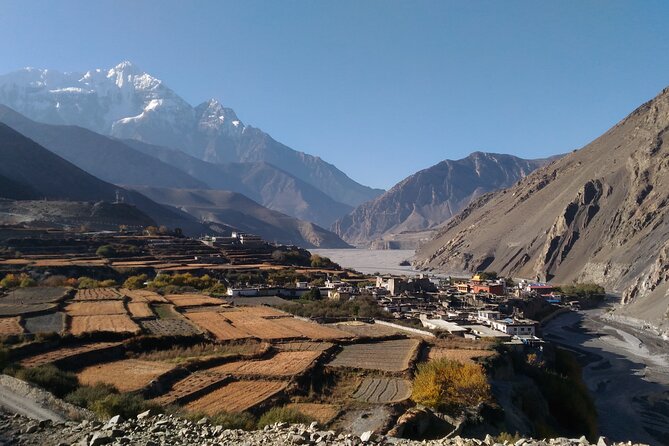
[164,294,226,308]
[23,312,66,334]
[153,372,229,405]
[0,303,58,316]
[184,380,288,414]
[120,289,167,303]
[69,314,141,335]
[285,403,339,424]
[427,347,496,364]
[327,339,420,372]
[0,316,24,336]
[2,287,69,304]
[127,302,154,319]
[328,321,408,338]
[219,312,299,340]
[20,341,124,368]
[351,377,412,403]
[77,359,175,392]
[153,304,181,319]
[269,317,354,341]
[275,341,334,352]
[140,318,202,337]
[227,296,291,307]
[74,288,123,301]
[207,351,322,377]
[66,301,127,316]
[230,306,291,318]
[184,312,252,341]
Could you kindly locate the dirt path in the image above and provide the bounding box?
[543,310,669,446]
[0,382,66,422]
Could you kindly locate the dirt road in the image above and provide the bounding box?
[0,380,66,422]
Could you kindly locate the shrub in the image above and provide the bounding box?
[124,274,148,290]
[19,277,36,288]
[77,277,100,289]
[411,358,490,414]
[15,365,78,398]
[257,406,314,428]
[0,273,27,289]
[310,255,338,269]
[211,411,257,430]
[304,287,322,301]
[99,279,117,287]
[40,275,69,287]
[65,383,118,409]
[557,283,605,299]
[96,245,117,258]
[91,393,160,419]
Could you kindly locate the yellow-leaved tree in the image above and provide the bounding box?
[411,358,490,414]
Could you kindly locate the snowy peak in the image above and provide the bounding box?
[195,98,243,131]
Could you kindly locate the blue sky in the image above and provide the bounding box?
[1,1,669,189]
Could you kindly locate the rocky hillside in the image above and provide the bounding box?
[415,87,669,333]
[333,152,553,246]
[0,62,383,208]
[0,411,643,446]
[130,186,351,249]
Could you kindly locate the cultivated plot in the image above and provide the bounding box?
[351,377,412,403]
[184,380,287,414]
[140,318,202,337]
[66,301,126,316]
[427,347,495,364]
[20,342,124,368]
[74,288,123,301]
[327,339,420,372]
[69,314,141,335]
[0,303,58,317]
[2,287,69,304]
[153,372,229,405]
[127,302,154,319]
[77,359,175,392]
[23,312,66,334]
[184,312,252,341]
[275,341,334,352]
[164,294,226,308]
[120,289,167,303]
[0,316,24,336]
[285,403,339,424]
[207,351,322,377]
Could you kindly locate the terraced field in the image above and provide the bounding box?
[275,341,334,352]
[74,288,123,301]
[327,339,420,372]
[219,312,299,340]
[153,372,229,405]
[207,351,322,377]
[164,294,226,308]
[140,318,202,337]
[19,342,124,368]
[184,312,252,341]
[427,347,496,364]
[329,321,407,338]
[269,317,354,341]
[0,316,24,336]
[0,303,58,316]
[2,287,69,304]
[77,359,175,392]
[23,312,66,334]
[120,289,167,303]
[127,302,154,319]
[184,380,288,414]
[69,314,141,335]
[285,403,339,424]
[351,377,412,403]
[66,301,126,316]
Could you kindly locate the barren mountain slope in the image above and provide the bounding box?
[415,87,669,330]
[332,152,552,246]
[129,186,351,249]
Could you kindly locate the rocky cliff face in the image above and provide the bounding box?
[415,87,669,331]
[332,152,552,246]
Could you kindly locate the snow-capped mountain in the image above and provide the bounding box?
[0,61,382,207]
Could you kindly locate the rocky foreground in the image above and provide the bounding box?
[0,411,647,446]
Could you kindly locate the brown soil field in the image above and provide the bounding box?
[153,304,181,319]
[0,303,58,316]
[328,321,407,338]
[2,287,69,304]
[274,341,334,352]
[164,294,226,308]
[74,288,123,301]
[269,317,354,341]
[140,318,202,337]
[120,289,167,303]
[233,306,291,318]
[23,312,66,334]
[0,316,23,336]
[184,380,288,414]
[184,312,252,341]
[351,377,412,403]
[127,302,154,319]
[219,313,299,340]
[20,342,124,368]
[207,351,322,377]
[153,372,228,405]
[69,314,141,335]
[427,347,496,364]
[285,403,339,424]
[327,339,420,372]
[65,301,127,316]
[77,359,175,392]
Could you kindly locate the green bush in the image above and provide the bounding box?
[91,393,160,419]
[96,245,117,258]
[65,383,118,409]
[19,277,36,288]
[124,274,148,290]
[99,279,117,287]
[211,412,257,430]
[15,365,78,398]
[77,277,100,289]
[257,406,314,428]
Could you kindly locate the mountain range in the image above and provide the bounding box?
[333,152,555,247]
[0,61,383,212]
[414,86,669,333]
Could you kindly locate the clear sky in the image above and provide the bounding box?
[1,1,669,189]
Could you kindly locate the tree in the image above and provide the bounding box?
[304,287,322,301]
[411,358,490,414]
[96,245,116,258]
[123,274,148,290]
